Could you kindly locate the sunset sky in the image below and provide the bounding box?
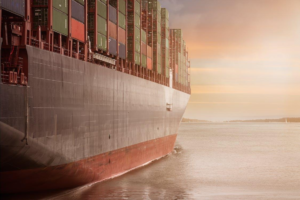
[161,0,300,121]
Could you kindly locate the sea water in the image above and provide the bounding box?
[4,123,300,200]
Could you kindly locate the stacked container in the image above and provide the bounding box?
[141,29,147,67]
[142,0,153,70]
[71,0,85,42]
[108,1,118,56]
[0,0,25,17]
[53,0,69,36]
[148,0,161,74]
[127,0,141,65]
[88,0,107,51]
[161,8,169,78]
[118,0,126,59]
[169,29,181,82]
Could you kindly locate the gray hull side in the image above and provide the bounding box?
[0,46,190,171]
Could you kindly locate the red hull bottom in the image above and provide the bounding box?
[0,134,177,193]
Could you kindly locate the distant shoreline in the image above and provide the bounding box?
[182,118,300,123]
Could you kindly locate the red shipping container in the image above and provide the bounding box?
[109,21,117,40]
[147,57,152,70]
[71,18,84,42]
[141,42,147,55]
[118,27,126,44]
[147,45,152,58]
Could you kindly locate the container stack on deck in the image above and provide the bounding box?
[161,8,169,79]
[148,0,161,76]
[0,0,190,94]
[127,0,141,69]
[169,28,190,90]
[142,0,153,70]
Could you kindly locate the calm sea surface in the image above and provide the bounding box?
[3,123,300,200]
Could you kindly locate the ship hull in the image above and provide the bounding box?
[0,132,176,193]
[0,46,190,193]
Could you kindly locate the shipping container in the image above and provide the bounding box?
[97,15,107,35]
[72,18,85,41]
[109,37,117,55]
[119,43,126,59]
[147,45,152,58]
[127,0,141,65]
[53,8,68,36]
[147,57,152,70]
[142,55,147,68]
[72,0,85,23]
[109,21,117,39]
[119,0,126,14]
[53,0,68,14]
[97,33,107,50]
[135,52,140,65]
[119,12,126,29]
[118,27,126,44]
[109,5,117,24]
[0,0,25,17]
[135,42,140,53]
[97,0,107,19]
[75,0,85,5]
[148,0,161,74]
[141,42,147,55]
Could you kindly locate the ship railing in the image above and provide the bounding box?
[43,42,50,51]
[53,46,61,54]
[72,52,78,59]
[79,53,85,61]
[31,38,40,48]
[63,49,69,56]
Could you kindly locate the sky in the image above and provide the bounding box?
[161,0,300,121]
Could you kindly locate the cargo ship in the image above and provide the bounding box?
[0,0,191,193]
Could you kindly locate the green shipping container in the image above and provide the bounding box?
[135,52,140,65]
[157,64,161,74]
[135,0,140,16]
[53,0,68,14]
[97,33,107,51]
[119,0,126,14]
[134,13,140,28]
[134,27,140,41]
[142,55,147,67]
[141,30,146,43]
[135,40,140,53]
[97,15,107,35]
[157,33,161,44]
[53,8,68,36]
[97,0,107,19]
[119,12,126,29]
[75,0,85,5]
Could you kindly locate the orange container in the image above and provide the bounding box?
[147,58,152,70]
[109,21,117,40]
[147,45,152,58]
[118,27,126,44]
[142,42,147,55]
[71,18,84,42]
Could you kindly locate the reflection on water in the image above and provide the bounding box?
[3,123,300,200]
